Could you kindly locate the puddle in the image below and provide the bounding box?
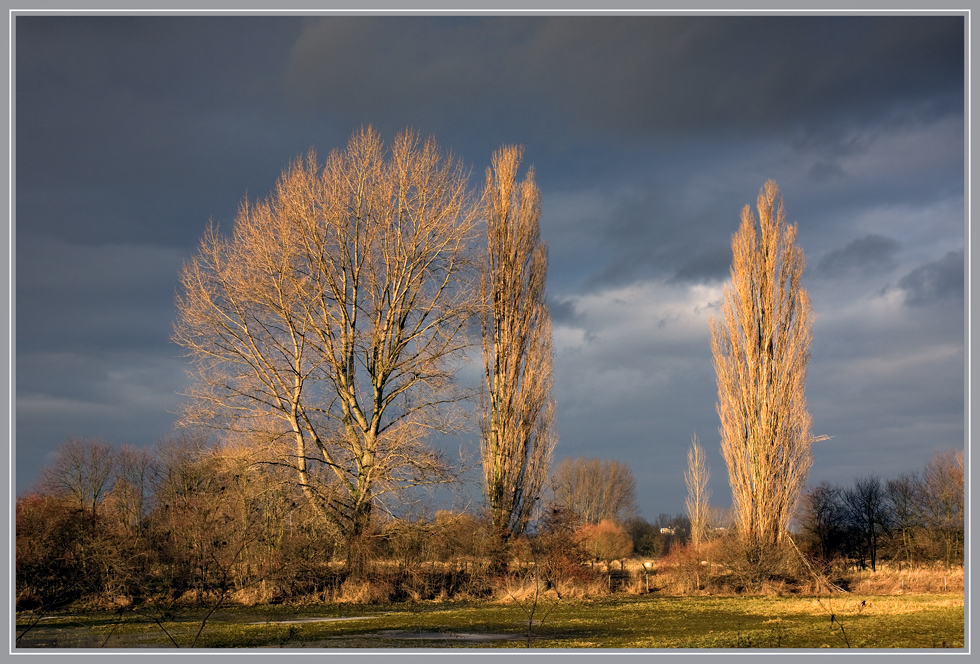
[252,616,379,625]
[357,630,526,642]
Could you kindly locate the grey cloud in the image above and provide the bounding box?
[16,16,314,248]
[808,160,846,183]
[16,239,186,354]
[815,234,901,277]
[284,16,964,145]
[569,182,742,291]
[806,294,964,486]
[897,249,965,306]
[547,296,580,326]
[672,245,732,283]
[14,239,188,487]
[17,349,187,492]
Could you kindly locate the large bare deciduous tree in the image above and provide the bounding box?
[685,434,711,549]
[549,457,638,526]
[710,180,822,555]
[174,127,479,544]
[480,145,556,540]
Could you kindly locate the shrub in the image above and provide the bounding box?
[576,520,634,568]
[535,507,595,587]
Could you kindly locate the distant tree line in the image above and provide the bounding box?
[16,436,963,614]
[16,438,648,611]
[796,450,964,570]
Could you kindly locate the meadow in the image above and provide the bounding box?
[16,591,964,650]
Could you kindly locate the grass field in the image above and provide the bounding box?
[15,592,964,649]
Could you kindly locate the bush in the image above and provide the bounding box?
[575,520,633,568]
[535,507,595,588]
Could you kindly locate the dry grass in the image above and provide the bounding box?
[553,578,611,599]
[631,541,964,600]
[844,563,963,595]
[334,579,395,604]
[229,580,281,606]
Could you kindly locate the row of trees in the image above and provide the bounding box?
[17,434,963,612]
[16,434,644,610]
[17,435,321,611]
[675,444,965,573]
[171,124,954,580]
[171,135,827,572]
[797,450,965,570]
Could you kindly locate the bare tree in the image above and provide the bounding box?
[885,473,922,565]
[685,434,711,549]
[480,145,556,540]
[710,180,823,556]
[844,475,889,571]
[799,481,847,562]
[110,444,157,532]
[549,457,638,525]
[38,437,117,522]
[174,127,479,544]
[920,449,964,566]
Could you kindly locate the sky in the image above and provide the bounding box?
[13,13,967,520]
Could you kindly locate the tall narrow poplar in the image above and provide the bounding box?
[710,180,819,555]
[480,145,556,540]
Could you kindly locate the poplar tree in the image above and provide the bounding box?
[710,180,821,557]
[480,145,556,540]
[685,434,711,549]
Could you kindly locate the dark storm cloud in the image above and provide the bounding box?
[285,15,963,145]
[15,238,185,353]
[15,238,190,477]
[815,234,901,277]
[546,296,580,327]
[897,249,966,306]
[16,16,311,247]
[543,171,750,291]
[12,14,965,519]
[672,246,732,284]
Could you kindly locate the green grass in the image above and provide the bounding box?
[16,593,964,649]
